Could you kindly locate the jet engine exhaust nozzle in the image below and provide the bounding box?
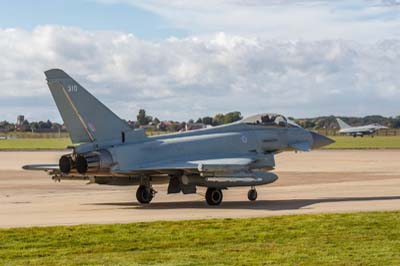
[59,155,73,174]
[76,150,114,175]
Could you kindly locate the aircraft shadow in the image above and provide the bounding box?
[86,196,400,211]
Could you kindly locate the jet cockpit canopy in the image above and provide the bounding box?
[242,113,288,127]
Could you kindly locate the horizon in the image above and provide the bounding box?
[1,112,399,125]
[0,1,399,122]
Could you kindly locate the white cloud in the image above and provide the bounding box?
[97,0,400,41]
[0,26,399,122]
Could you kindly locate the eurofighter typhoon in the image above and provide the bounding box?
[23,69,334,206]
[336,118,388,137]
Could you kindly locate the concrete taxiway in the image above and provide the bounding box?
[0,150,400,228]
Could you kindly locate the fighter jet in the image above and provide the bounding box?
[23,69,334,206]
[336,118,387,138]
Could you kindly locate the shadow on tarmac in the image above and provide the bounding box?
[86,196,400,210]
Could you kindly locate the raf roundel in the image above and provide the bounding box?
[241,135,248,144]
[87,122,96,133]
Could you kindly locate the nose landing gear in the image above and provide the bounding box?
[136,185,156,204]
[248,187,258,201]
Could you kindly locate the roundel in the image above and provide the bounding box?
[241,135,248,144]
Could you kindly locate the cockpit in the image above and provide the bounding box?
[242,113,288,128]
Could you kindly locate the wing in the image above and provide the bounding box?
[112,157,255,175]
[22,164,60,172]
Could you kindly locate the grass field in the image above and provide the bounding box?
[0,211,399,266]
[326,136,400,149]
[0,138,71,150]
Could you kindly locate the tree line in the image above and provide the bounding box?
[1,112,400,133]
[134,109,243,131]
[0,120,63,132]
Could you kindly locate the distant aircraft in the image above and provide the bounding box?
[336,118,388,138]
[23,69,334,206]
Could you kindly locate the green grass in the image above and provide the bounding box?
[0,138,71,150]
[1,211,400,266]
[325,136,400,149]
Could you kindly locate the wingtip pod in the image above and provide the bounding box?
[22,164,60,171]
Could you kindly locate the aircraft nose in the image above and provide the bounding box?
[310,131,335,149]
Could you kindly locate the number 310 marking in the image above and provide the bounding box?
[67,85,78,93]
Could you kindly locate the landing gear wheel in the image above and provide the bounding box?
[205,188,223,206]
[136,185,154,204]
[248,188,258,201]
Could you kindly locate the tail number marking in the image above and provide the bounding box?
[67,85,78,93]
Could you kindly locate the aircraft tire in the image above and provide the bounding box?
[248,189,258,201]
[205,188,223,206]
[136,185,153,204]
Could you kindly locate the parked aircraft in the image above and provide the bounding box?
[23,69,334,206]
[336,118,387,137]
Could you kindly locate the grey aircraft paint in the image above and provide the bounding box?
[336,118,388,137]
[23,69,335,205]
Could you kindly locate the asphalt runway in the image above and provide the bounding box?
[1,150,400,228]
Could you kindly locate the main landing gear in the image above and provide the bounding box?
[248,187,258,201]
[136,185,156,204]
[205,188,223,206]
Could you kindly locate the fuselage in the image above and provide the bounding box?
[109,121,312,173]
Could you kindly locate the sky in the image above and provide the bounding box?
[0,0,399,122]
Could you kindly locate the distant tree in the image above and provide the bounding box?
[0,121,13,132]
[223,112,242,124]
[51,122,62,131]
[36,120,52,129]
[137,109,152,126]
[20,120,30,131]
[202,117,213,125]
[391,116,400,128]
[30,122,39,132]
[188,119,194,124]
[195,118,202,124]
[213,114,225,126]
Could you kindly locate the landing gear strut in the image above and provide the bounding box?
[136,185,155,204]
[205,188,223,206]
[248,187,258,201]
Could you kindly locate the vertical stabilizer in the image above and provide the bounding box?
[336,118,351,129]
[45,69,133,144]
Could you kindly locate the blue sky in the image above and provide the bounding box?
[0,0,399,122]
[0,0,186,39]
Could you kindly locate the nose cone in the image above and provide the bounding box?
[310,131,335,149]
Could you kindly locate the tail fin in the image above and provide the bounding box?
[336,118,351,129]
[45,69,132,144]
